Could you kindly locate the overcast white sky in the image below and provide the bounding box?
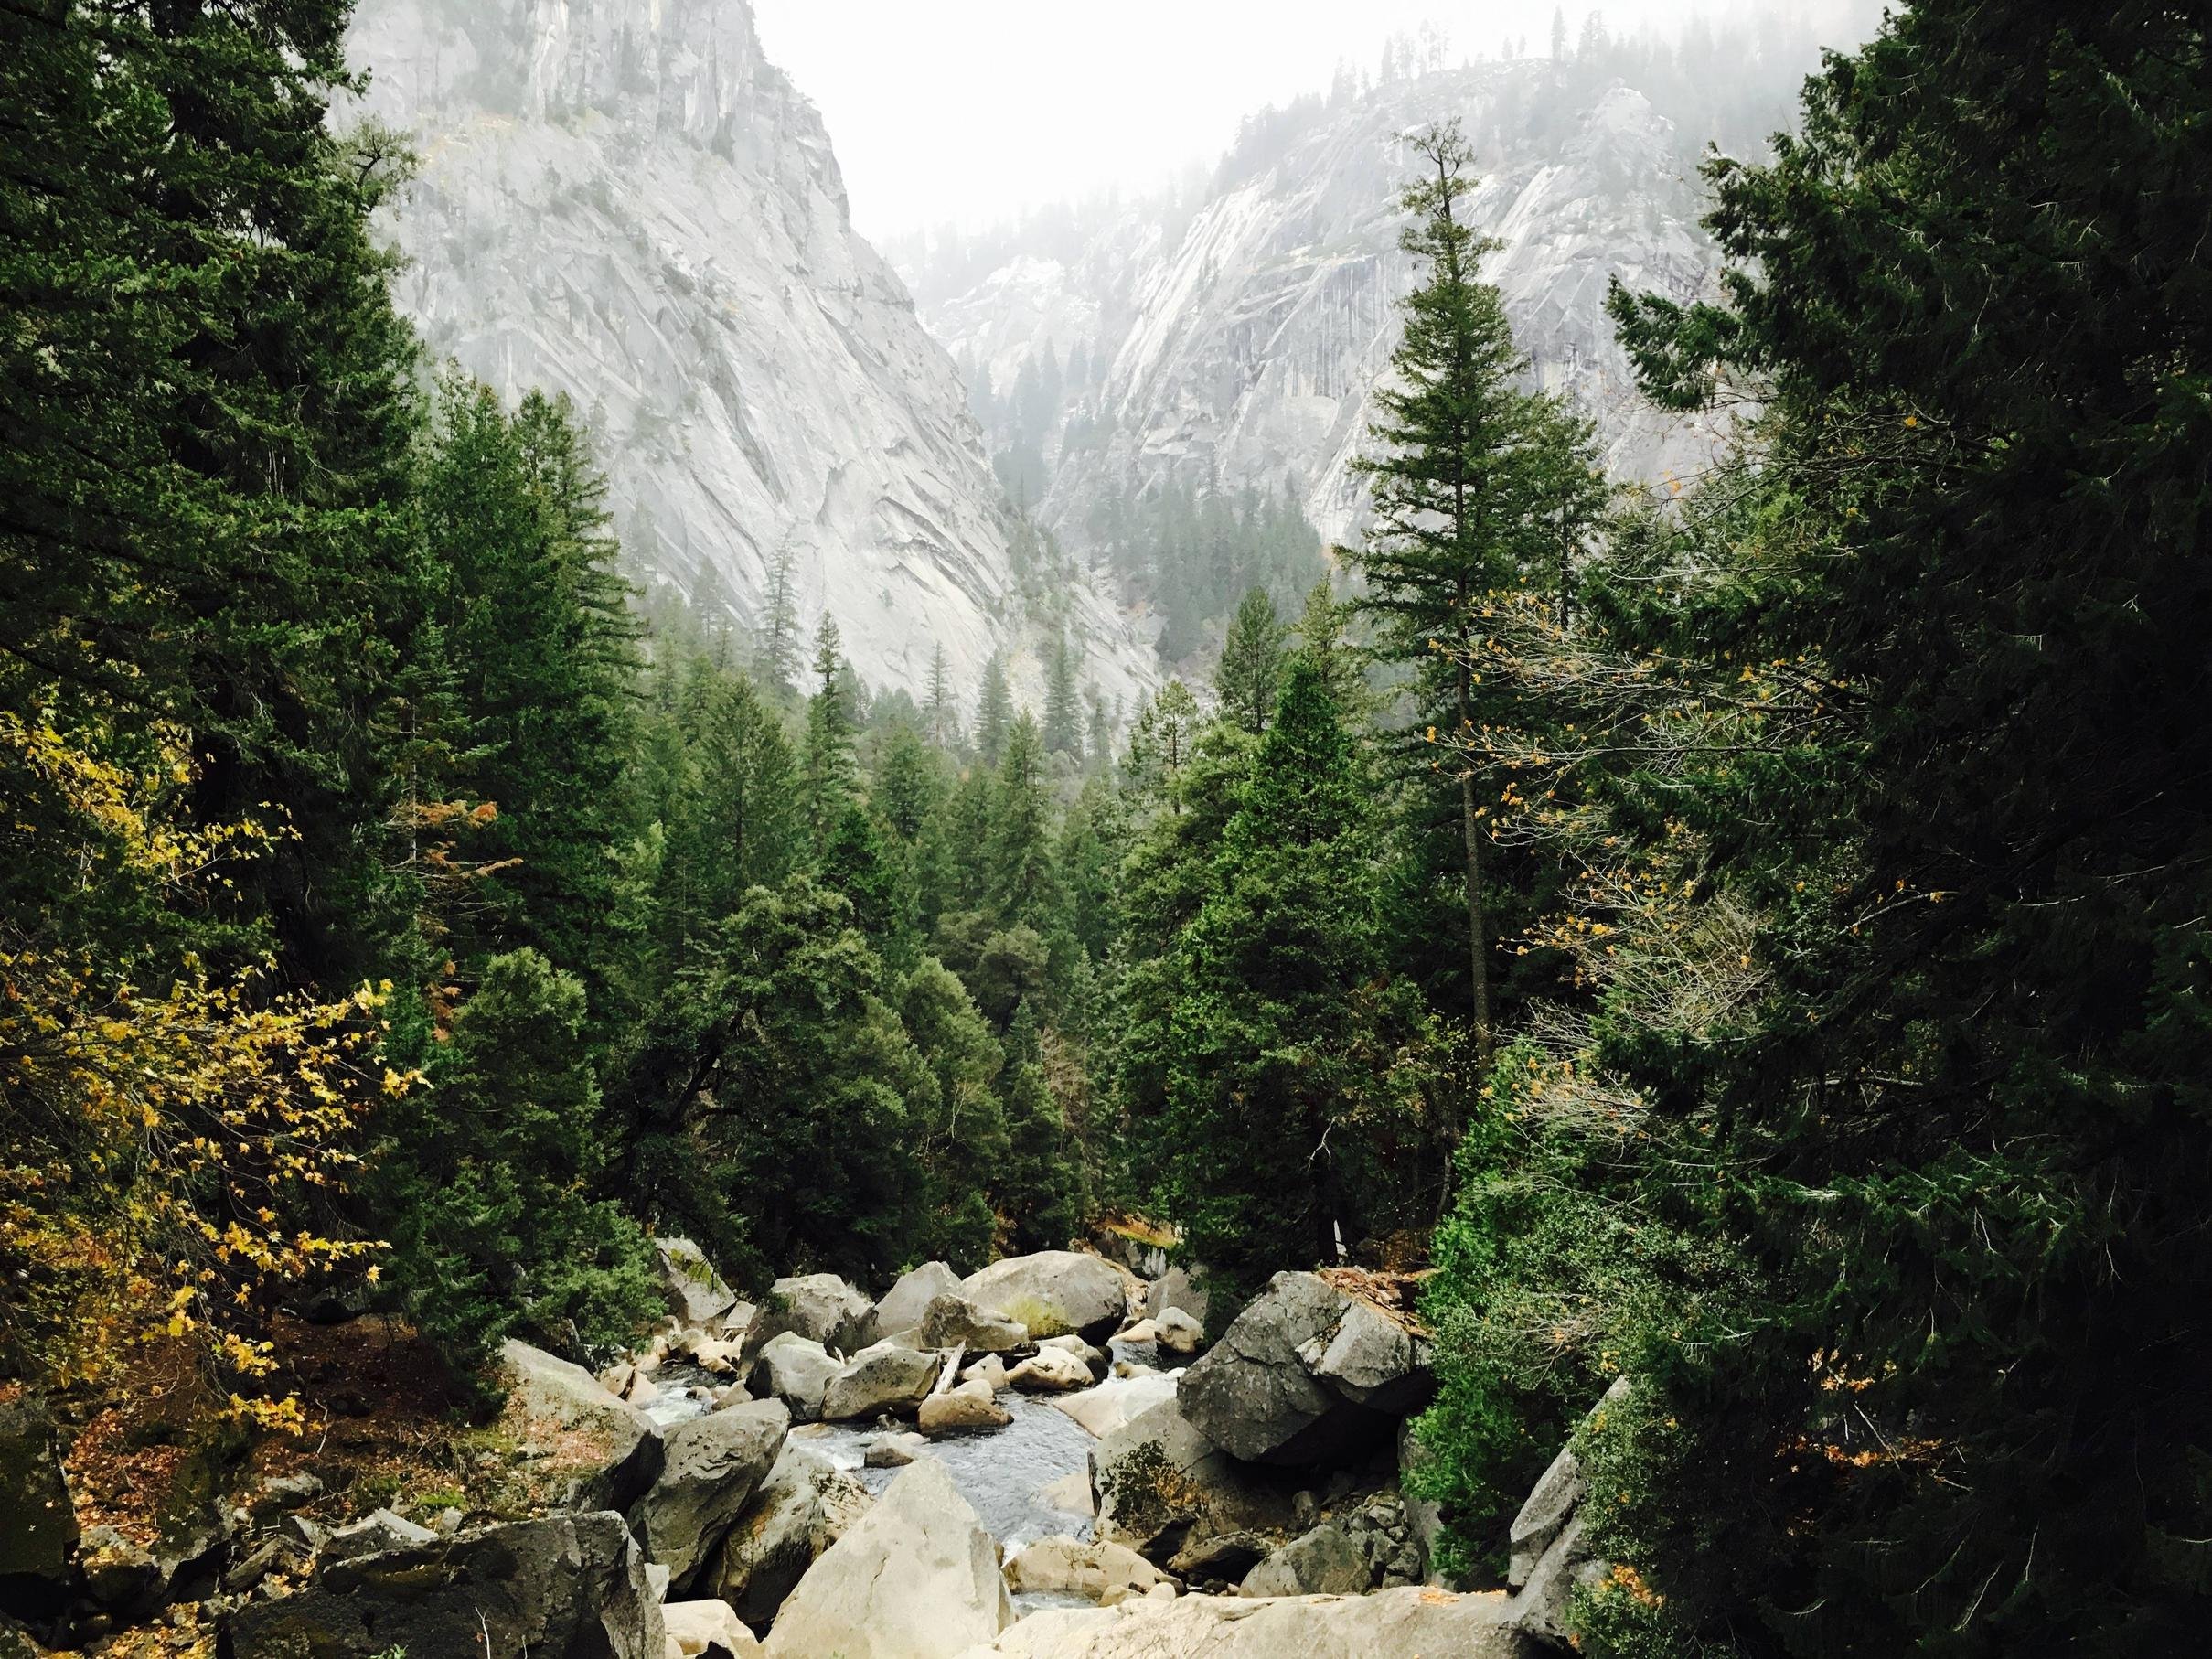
[753,2,1848,241]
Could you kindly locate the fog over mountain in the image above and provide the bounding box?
[349,0,1882,690]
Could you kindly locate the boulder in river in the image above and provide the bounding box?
[751,1332,841,1423]
[629,1400,789,1592]
[1006,1347,1092,1393]
[705,1443,871,1631]
[961,1252,1128,1342]
[1143,1266,1210,1333]
[1090,1397,1298,1567]
[867,1261,963,1343]
[952,1583,1543,1657]
[918,1294,1030,1353]
[1003,1536,1177,1605]
[1051,1371,1178,1440]
[1154,1307,1204,1356]
[1239,1522,1373,1597]
[920,1389,1012,1436]
[1177,1272,1430,1466]
[762,1457,1012,1658]
[771,1274,873,1353]
[659,1236,743,1329]
[225,1511,664,1659]
[501,1337,666,1511]
[821,1341,943,1420]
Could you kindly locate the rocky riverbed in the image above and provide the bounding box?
[5,1240,1614,1657]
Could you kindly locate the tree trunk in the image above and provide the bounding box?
[1458,667,1493,1069]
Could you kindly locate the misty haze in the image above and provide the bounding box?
[5,5,2202,1658]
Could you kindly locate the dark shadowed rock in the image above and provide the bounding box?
[1177,1272,1424,1465]
[225,1511,663,1659]
[629,1400,789,1592]
[0,1399,76,1622]
[1091,1398,1298,1568]
[704,1444,871,1631]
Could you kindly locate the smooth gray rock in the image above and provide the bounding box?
[751,1332,841,1424]
[225,1511,664,1659]
[868,1261,963,1344]
[771,1274,873,1354]
[1178,1272,1418,1466]
[659,1236,742,1329]
[501,1338,666,1512]
[761,1458,1011,1658]
[320,1507,440,1566]
[961,1252,1129,1342]
[1505,1376,1631,1644]
[1239,1523,1374,1598]
[1003,1536,1175,1605]
[704,1444,872,1631]
[1143,1267,1210,1334]
[1154,1307,1204,1355]
[956,1584,1544,1657]
[629,1400,790,1592]
[820,1342,943,1421]
[917,1293,1030,1354]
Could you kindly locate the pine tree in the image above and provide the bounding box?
[757,541,802,699]
[1351,121,1603,1065]
[997,1002,1083,1252]
[988,713,1061,934]
[801,615,860,855]
[1215,587,1287,734]
[1161,658,1434,1292]
[975,653,1013,766]
[1043,635,1083,759]
[922,643,962,750]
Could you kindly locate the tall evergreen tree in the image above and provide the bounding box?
[975,652,1013,766]
[922,643,961,750]
[1043,635,1083,759]
[756,541,802,699]
[1215,587,1288,734]
[800,615,860,854]
[1352,121,1603,1064]
[988,713,1061,935]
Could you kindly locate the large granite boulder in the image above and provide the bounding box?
[821,1342,943,1421]
[1143,1266,1210,1333]
[771,1275,872,1354]
[919,1390,1012,1436]
[867,1261,963,1343]
[961,1253,1128,1342]
[1090,1398,1298,1567]
[663,1599,762,1657]
[1240,1523,1373,1597]
[1177,1273,1430,1466]
[1003,1536,1174,1606]
[1052,1371,1178,1440]
[659,1236,743,1329]
[953,1585,1542,1657]
[762,1458,1012,1658]
[751,1333,841,1424]
[0,1400,77,1623]
[1006,1347,1091,1393]
[704,1444,871,1631]
[917,1294,1029,1354]
[629,1401,789,1592]
[225,1511,664,1659]
[500,1339,665,1511]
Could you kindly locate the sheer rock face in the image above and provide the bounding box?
[343,0,1154,707]
[915,63,1734,553]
